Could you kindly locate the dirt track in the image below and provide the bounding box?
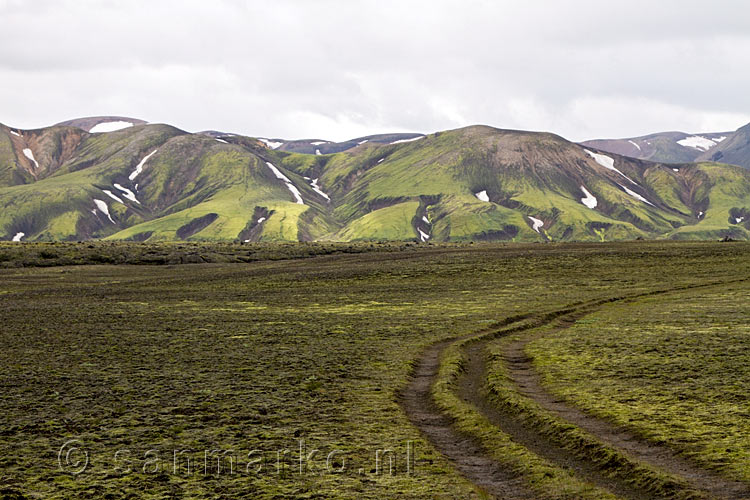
[400,284,750,499]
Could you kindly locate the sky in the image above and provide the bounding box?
[1,0,749,142]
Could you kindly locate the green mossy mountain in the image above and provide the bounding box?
[2,118,750,242]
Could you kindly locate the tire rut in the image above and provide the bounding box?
[400,339,537,499]
[400,280,750,500]
[460,339,652,499]
[504,311,750,500]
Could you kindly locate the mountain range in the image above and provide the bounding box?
[2,116,750,242]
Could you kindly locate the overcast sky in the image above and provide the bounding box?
[1,0,749,142]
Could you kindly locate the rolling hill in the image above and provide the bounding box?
[2,116,750,242]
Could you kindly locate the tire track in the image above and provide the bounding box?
[400,281,750,499]
[502,310,750,499]
[400,337,537,499]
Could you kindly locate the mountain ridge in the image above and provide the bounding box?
[2,117,750,242]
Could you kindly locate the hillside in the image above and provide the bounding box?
[697,121,750,168]
[2,119,750,242]
[581,130,731,163]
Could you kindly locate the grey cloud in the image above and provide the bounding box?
[0,0,748,141]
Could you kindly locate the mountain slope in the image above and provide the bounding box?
[3,119,750,242]
[581,131,731,163]
[254,133,425,155]
[56,116,147,132]
[697,122,750,169]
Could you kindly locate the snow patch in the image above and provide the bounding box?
[309,178,330,201]
[102,189,124,205]
[93,199,115,223]
[10,130,21,137]
[475,190,490,202]
[257,217,266,224]
[89,121,134,133]
[357,139,369,145]
[390,136,424,145]
[673,168,679,172]
[310,141,327,146]
[12,232,24,242]
[114,183,140,204]
[714,136,727,143]
[259,138,283,149]
[528,216,544,233]
[618,184,654,206]
[377,158,385,163]
[315,149,322,156]
[584,149,636,185]
[736,217,745,224]
[265,162,304,204]
[129,150,158,181]
[22,148,39,170]
[422,216,430,225]
[215,138,228,144]
[677,135,716,151]
[418,228,430,242]
[698,211,703,217]
[628,140,641,151]
[580,186,597,209]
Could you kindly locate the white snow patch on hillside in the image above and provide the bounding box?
[698,211,703,217]
[265,162,304,204]
[358,139,368,144]
[93,199,115,223]
[618,183,654,206]
[22,148,39,169]
[714,136,727,143]
[315,149,322,156]
[528,216,544,233]
[243,217,269,243]
[102,189,124,204]
[418,228,430,241]
[12,232,24,242]
[215,138,228,143]
[628,140,641,151]
[10,130,21,137]
[377,158,385,163]
[390,136,424,145]
[673,168,679,172]
[677,136,716,151]
[310,141,327,145]
[89,121,134,133]
[475,190,490,202]
[129,150,158,181]
[259,138,283,149]
[580,186,597,209]
[422,216,430,224]
[114,183,140,204]
[584,149,636,185]
[736,217,745,224]
[309,178,330,201]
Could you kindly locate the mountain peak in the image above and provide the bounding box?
[55,116,147,133]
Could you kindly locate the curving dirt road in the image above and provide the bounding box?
[400,284,750,499]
